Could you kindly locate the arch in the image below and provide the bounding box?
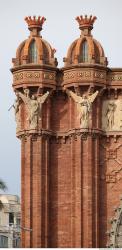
[80,40,88,62]
[28,40,38,63]
[75,37,95,63]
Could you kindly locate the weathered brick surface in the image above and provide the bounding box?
[99,136,122,247]
[11,16,122,248]
[18,90,122,248]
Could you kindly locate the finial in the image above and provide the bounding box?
[25,16,46,33]
[76,15,97,35]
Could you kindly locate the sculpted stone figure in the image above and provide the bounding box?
[13,92,21,132]
[14,100,20,131]
[8,92,21,132]
[105,102,116,130]
[67,89,98,128]
[18,89,49,129]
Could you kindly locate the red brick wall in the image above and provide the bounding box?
[13,72,122,248]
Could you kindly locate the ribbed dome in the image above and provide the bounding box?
[12,16,57,67]
[64,15,107,67]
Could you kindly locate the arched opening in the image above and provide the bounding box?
[79,40,88,63]
[29,40,38,63]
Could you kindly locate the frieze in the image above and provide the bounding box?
[109,74,122,81]
[63,69,106,84]
[64,71,92,80]
[107,72,122,86]
[13,70,56,85]
[94,71,105,79]
[25,72,40,78]
[14,72,23,80]
[13,71,41,81]
[43,72,55,80]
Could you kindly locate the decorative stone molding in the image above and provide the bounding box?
[17,128,102,142]
[100,142,122,186]
[105,174,116,183]
[106,149,117,159]
[107,71,122,86]
[12,69,56,88]
[63,68,106,86]
[100,142,122,162]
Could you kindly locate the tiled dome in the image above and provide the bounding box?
[64,15,107,67]
[12,16,57,67]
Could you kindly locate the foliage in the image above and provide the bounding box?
[0,179,7,210]
[0,179,7,191]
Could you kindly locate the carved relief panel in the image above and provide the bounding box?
[102,100,122,131]
[63,68,106,86]
[13,69,56,88]
[100,137,122,188]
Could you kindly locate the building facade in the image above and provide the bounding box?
[0,194,21,248]
[11,15,122,248]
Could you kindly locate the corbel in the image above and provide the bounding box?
[62,136,66,144]
[108,88,111,99]
[114,88,118,99]
[99,86,106,97]
[106,135,110,143]
[87,84,94,95]
[114,135,117,143]
[74,85,80,96]
[37,86,43,96]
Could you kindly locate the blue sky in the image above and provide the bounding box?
[0,0,122,195]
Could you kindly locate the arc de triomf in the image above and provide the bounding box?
[11,15,122,248]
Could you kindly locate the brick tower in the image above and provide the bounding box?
[11,15,122,248]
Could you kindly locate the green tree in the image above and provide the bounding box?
[0,179,7,209]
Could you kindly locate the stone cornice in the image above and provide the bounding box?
[109,68,122,72]
[11,64,58,73]
[61,63,107,71]
[12,68,57,89]
[17,128,122,141]
[11,63,122,90]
